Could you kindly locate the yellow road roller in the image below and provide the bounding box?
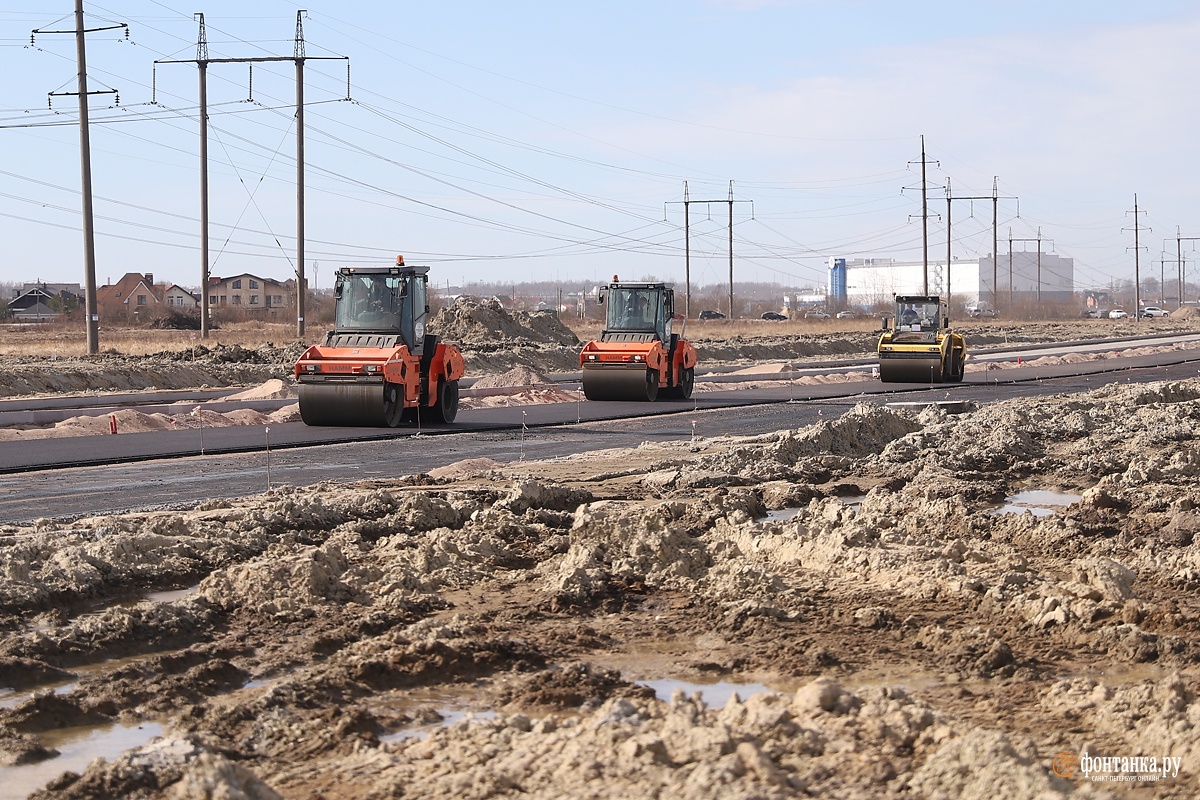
[877,294,966,383]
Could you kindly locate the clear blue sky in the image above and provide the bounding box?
[2,1,1197,293]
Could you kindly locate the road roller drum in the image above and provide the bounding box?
[582,367,659,401]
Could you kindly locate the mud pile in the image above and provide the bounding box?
[0,344,301,400]
[0,377,1198,797]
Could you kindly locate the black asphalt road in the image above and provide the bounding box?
[2,347,1199,524]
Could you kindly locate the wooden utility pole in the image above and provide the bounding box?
[33,2,126,354]
[157,12,349,338]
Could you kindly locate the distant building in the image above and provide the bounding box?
[164,284,199,308]
[829,254,1075,309]
[10,283,83,322]
[97,272,162,321]
[207,273,293,311]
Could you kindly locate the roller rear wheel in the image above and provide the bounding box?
[944,350,965,383]
[383,383,404,427]
[429,379,459,423]
[663,366,694,400]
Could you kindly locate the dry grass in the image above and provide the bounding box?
[3,314,1190,358]
[0,322,307,358]
[563,316,887,342]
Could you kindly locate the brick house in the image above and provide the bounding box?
[97,273,162,321]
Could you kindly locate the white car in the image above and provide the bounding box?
[1108,309,1128,319]
[1139,306,1170,318]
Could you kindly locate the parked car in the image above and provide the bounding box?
[965,305,997,318]
[1139,306,1170,318]
[1108,309,1128,319]
[804,310,831,320]
[1082,308,1104,318]
[760,311,787,321]
[698,309,725,320]
[835,309,865,319]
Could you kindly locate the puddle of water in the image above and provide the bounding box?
[33,584,202,633]
[0,680,78,711]
[0,721,164,800]
[143,586,200,604]
[380,708,499,743]
[990,489,1083,517]
[371,685,499,744]
[763,495,865,522]
[638,678,775,709]
[0,649,187,711]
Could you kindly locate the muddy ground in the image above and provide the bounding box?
[0,374,1198,797]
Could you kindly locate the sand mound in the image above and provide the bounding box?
[216,379,294,401]
[429,297,581,347]
[471,366,553,389]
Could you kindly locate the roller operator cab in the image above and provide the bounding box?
[579,277,698,401]
[876,294,966,383]
[294,256,466,427]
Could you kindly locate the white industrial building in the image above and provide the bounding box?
[834,253,1074,309]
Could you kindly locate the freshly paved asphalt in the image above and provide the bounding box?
[1,345,1198,523]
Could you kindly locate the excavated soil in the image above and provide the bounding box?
[1,378,1200,798]
[2,310,1200,796]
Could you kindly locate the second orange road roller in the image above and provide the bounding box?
[580,277,698,401]
[294,256,466,426]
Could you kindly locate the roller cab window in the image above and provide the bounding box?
[897,301,940,332]
[336,274,410,333]
[608,288,664,334]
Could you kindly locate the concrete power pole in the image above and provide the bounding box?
[944,178,1016,311]
[668,183,750,318]
[905,136,939,296]
[74,0,99,354]
[1170,227,1200,310]
[1009,230,1052,309]
[1124,195,1149,321]
[33,1,126,354]
[157,12,348,339]
[921,136,929,294]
